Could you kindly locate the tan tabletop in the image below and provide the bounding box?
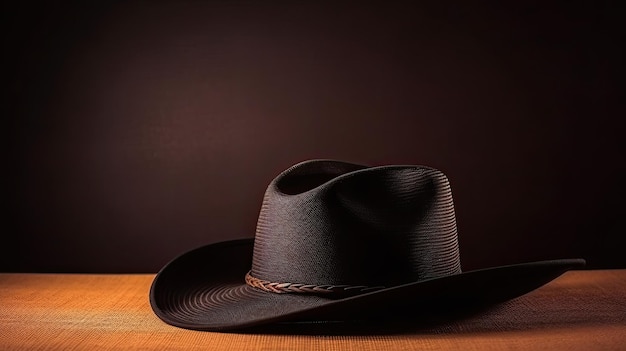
[1,270,625,350]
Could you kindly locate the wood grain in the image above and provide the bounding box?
[1,270,624,350]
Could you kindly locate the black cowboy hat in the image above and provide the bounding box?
[150,159,584,331]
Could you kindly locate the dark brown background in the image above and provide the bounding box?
[4,1,624,273]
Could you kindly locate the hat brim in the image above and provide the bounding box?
[150,238,585,331]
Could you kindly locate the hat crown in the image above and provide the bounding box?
[250,160,461,289]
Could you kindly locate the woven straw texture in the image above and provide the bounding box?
[150,160,584,330]
[1,271,625,350]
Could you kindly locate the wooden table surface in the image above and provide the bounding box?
[1,270,624,350]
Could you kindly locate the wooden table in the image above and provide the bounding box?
[1,270,624,350]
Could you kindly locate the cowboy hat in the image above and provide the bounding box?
[150,159,584,331]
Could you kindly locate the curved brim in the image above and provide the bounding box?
[150,239,585,331]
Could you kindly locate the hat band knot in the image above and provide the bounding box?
[245,271,385,296]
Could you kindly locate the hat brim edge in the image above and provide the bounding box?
[150,238,585,332]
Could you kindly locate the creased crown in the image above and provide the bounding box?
[250,160,461,289]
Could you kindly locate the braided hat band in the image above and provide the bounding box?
[245,271,385,296]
